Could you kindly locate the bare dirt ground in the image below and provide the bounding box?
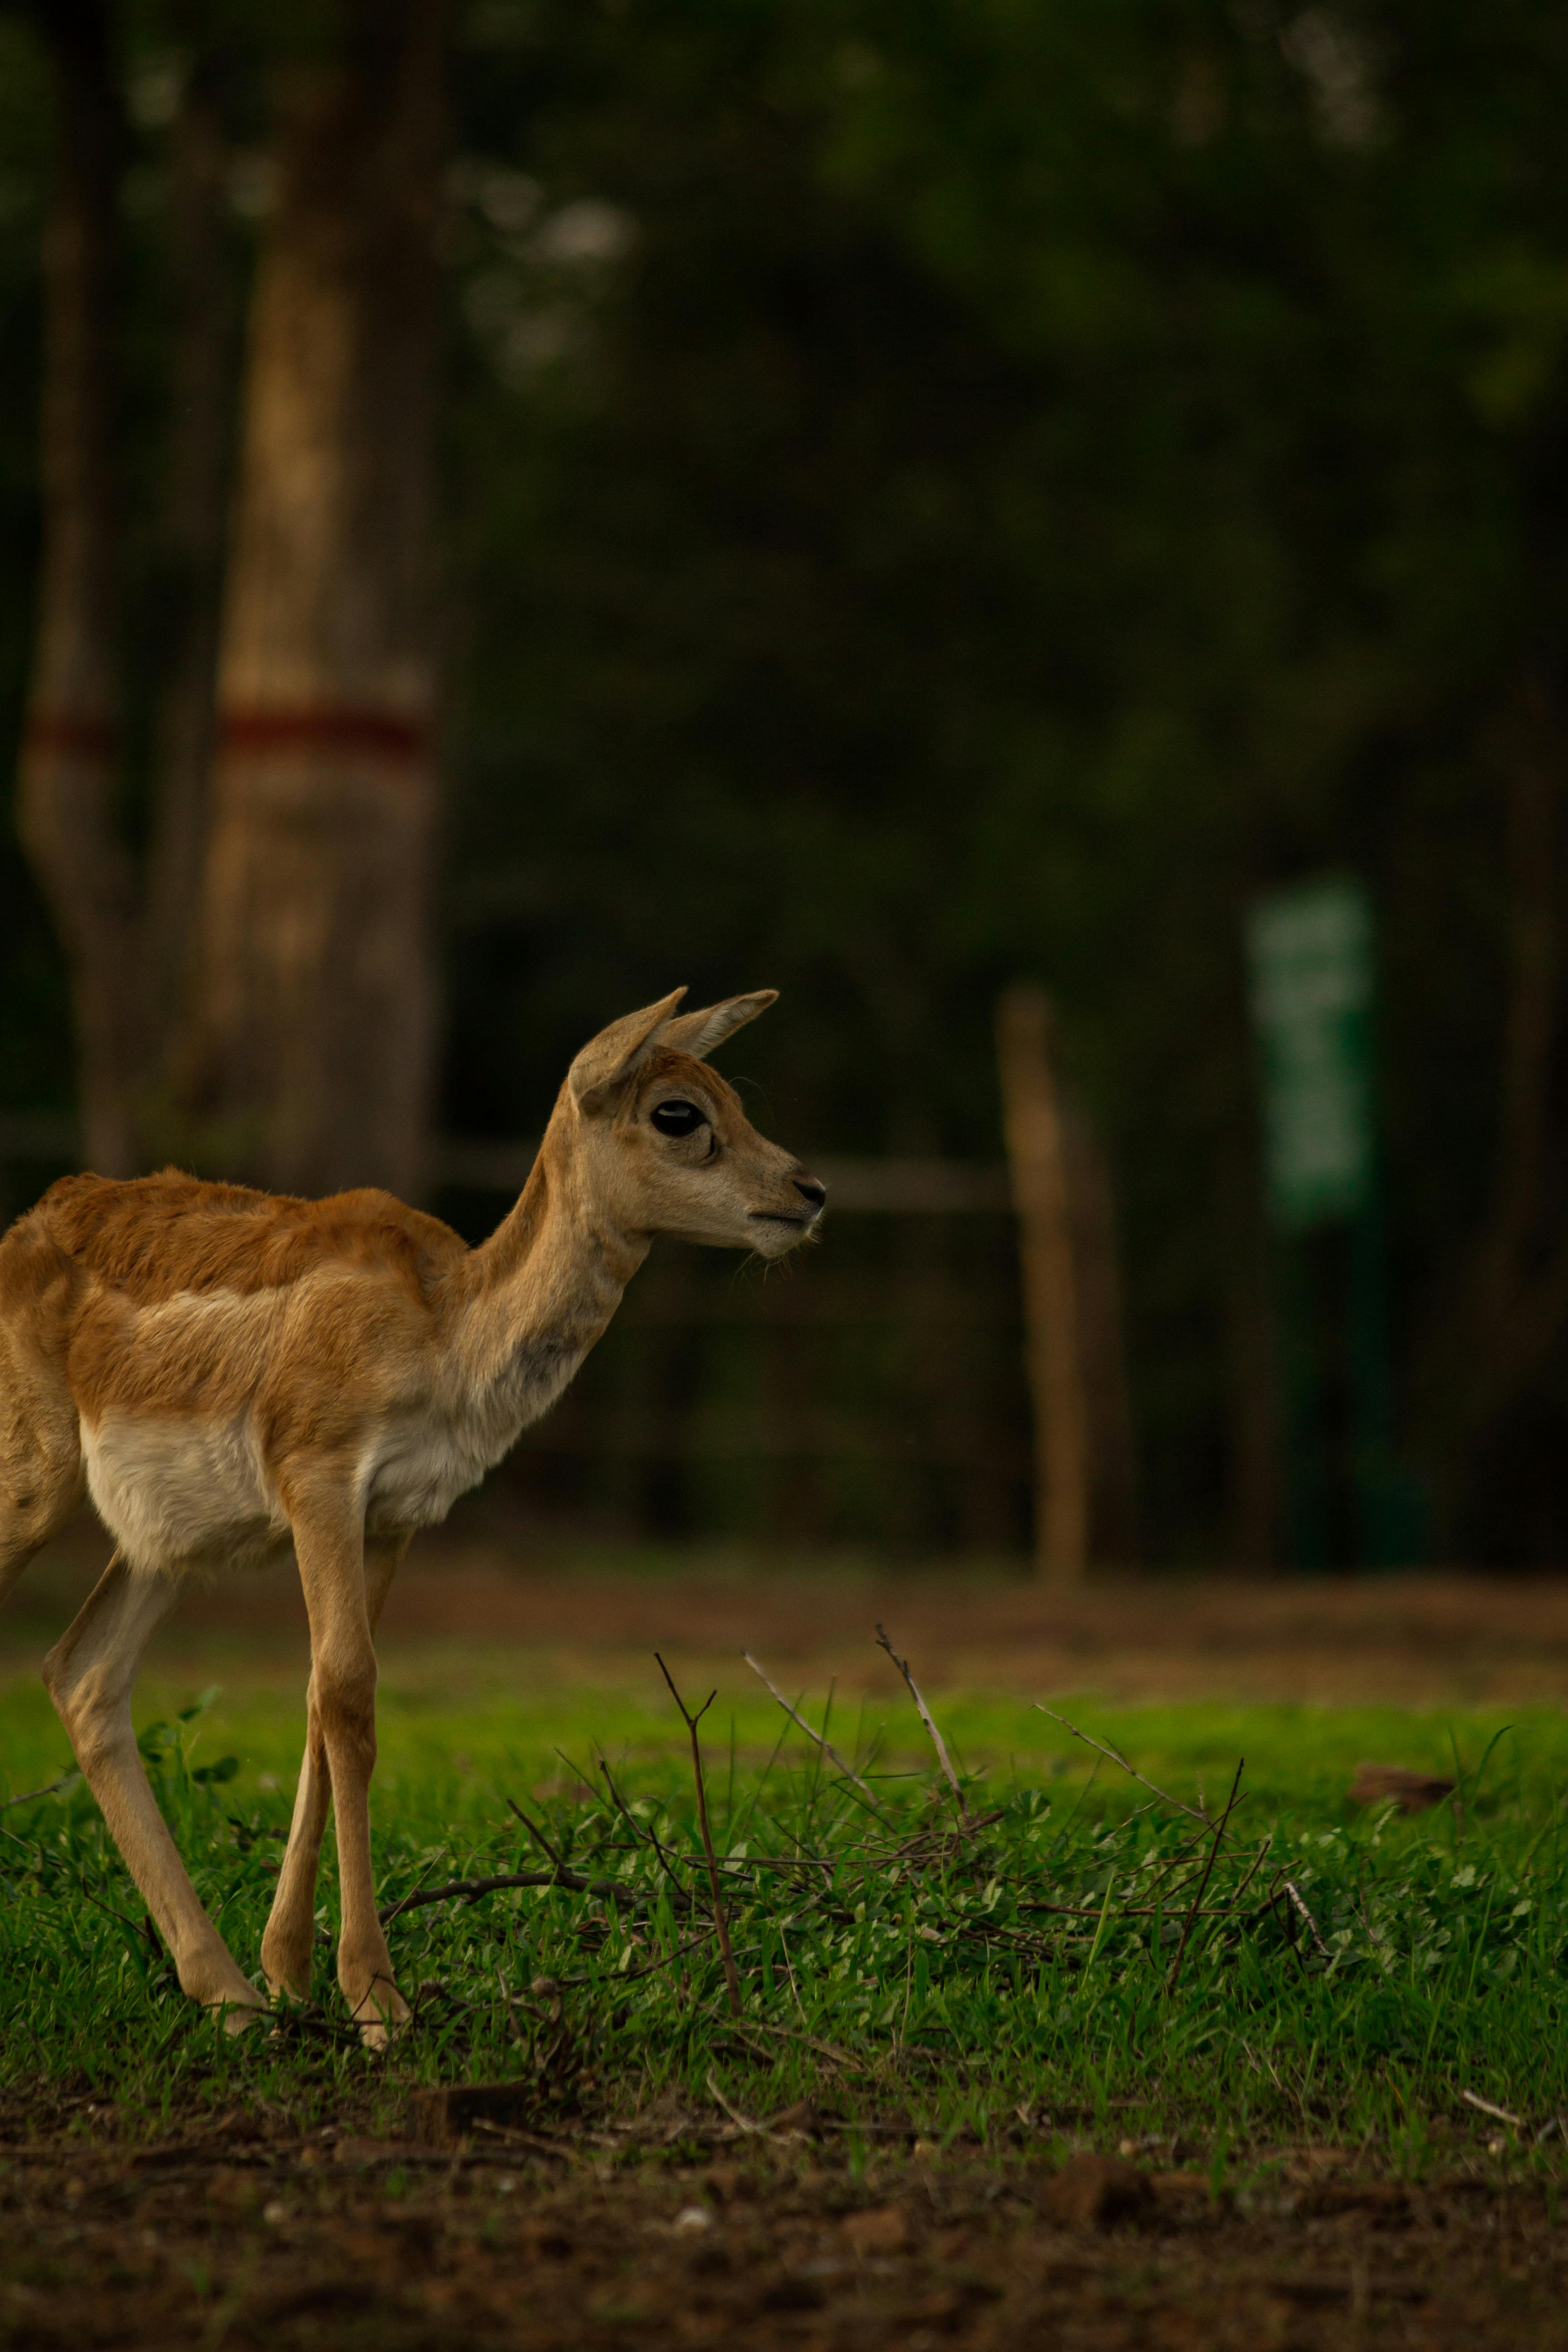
[2,2096,1564,2351]
[6,1514,1568,1705]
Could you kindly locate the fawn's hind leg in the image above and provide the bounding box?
[44,1552,265,2028]
[0,1241,86,1615]
[0,1416,83,1614]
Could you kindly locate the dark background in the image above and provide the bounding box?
[4,0,1567,1569]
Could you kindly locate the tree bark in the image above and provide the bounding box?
[1063,1110,1138,1565]
[997,984,1090,1579]
[183,0,447,1199]
[1396,664,1568,1565]
[1222,1129,1279,1571]
[15,0,142,1176]
[145,41,237,1056]
[1471,669,1559,1361]
[1423,668,1568,1544]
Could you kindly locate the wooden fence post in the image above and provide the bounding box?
[997,984,1089,1578]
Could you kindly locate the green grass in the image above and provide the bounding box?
[3,1663,1567,2167]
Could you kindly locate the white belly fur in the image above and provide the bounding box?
[363,1406,518,1534]
[84,1412,287,1577]
[83,1348,572,1573]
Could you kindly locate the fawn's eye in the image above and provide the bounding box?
[651,1098,706,1138]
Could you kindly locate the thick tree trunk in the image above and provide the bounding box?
[145,45,237,1056]
[184,0,446,1199]
[15,0,142,1176]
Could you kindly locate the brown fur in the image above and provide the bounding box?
[37,1168,467,1306]
[0,989,823,2043]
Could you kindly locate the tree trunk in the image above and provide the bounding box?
[1064,1110,1138,1565]
[145,42,238,1059]
[183,0,447,1200]
[15,0,142,1176]
[997,984,1090,1579]
[1222,1131,1279,1570]
[1421,667,1568,1548]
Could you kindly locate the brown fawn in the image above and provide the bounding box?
[0,989,825,2041]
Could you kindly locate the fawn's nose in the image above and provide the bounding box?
[793,1173,827,1215]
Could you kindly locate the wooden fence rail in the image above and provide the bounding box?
[0,1120,1009,1214]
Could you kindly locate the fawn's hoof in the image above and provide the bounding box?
[351,1981,412,2052]
[212,1995,269,2038]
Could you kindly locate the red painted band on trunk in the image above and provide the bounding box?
[217,707,431,761]
[20,714,118,759]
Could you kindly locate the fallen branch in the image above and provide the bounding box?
[505,1797,566,1868]
[470,2116,573,2158]
[379,1852,446,1928]
[542,1925,722,1993]
[594,1757,692,1911]
[1,1772,79,1810]
[656,1655,743,2019]
[1281,1879,1330,1958]
[1019,1893,1274,1921]
[737,2018,870,2075]
[1460,2088,1523,2128]
[874,1625,968,1823]
[742,1651,881,1803]
[1166,1759,1244,1996]
[377,1865,642,1926]
[706,2065,766,2133]
[1031,1705,1206,1823]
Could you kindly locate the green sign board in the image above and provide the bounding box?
[1246,877,1375,1233]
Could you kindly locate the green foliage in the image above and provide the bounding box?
[5,0,1568,1555]
[438,0,1568,1561]
[3,1681,1566,2153]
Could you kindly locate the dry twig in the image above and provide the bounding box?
[505,1797,566,1868]
[1281,1879,1330,1957]
[743,1651,880,1802]
[376,1864,640,1925]
[706,2065,765,2133]
[655,1654,743,2018]
[1460,2088,1523,2127]
[1166,1759,1244,1996]
[740,2018,869,2074]
[593,1758,691,1910]
[1,1773,79,1810]
[874,1625,968,1822]
[1031,1704,1206,1823]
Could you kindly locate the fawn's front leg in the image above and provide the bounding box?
[261,1536,406,2004]
[284,1498,407,2046]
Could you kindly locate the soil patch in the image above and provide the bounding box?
[2,2104,1562,2349]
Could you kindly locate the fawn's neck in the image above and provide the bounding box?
[449,1098,647,1425]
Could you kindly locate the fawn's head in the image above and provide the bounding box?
[561,989,825,1257]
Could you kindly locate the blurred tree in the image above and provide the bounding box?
[181,0,448,1195]
[10,0,446,1198]
[143,25,239,1059]
[13,0,138,1174]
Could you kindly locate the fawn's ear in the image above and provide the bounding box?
[569,989,689,1114]
[659,990,778,1061]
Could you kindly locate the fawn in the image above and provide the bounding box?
[0,989,824,2040]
